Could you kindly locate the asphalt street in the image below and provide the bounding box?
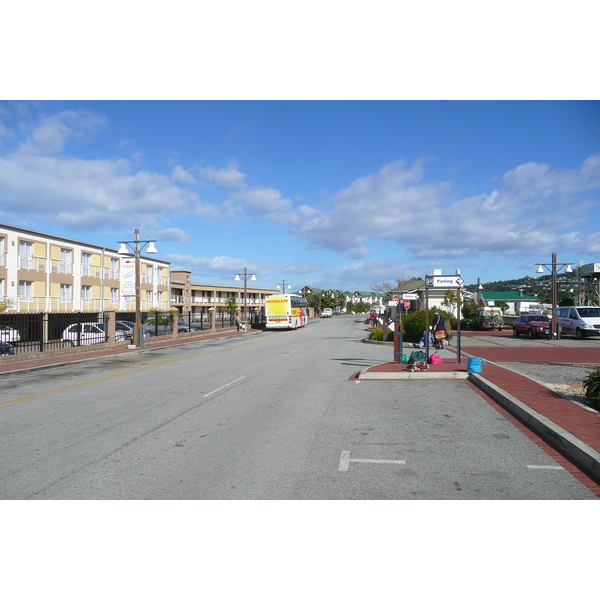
[0,316,596,499]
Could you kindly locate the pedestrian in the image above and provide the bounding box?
[433,311,446,349]
[415,328,434,348]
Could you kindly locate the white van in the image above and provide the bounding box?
[554,306,600,339]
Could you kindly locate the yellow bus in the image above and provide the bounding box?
[265,294,309,330]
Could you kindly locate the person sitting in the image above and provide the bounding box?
[415,328,434,348]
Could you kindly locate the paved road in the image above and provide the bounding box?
[0,316,596,499]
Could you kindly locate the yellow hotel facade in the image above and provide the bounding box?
[0,222,171,313]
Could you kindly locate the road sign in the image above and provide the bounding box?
[388,300,398,306]
[402,293,419,300]
[425,275,464,289]
[403,300,411,309]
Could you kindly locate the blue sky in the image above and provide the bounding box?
[1,100,599,292]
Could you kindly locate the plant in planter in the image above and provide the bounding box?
[583,368,600,411]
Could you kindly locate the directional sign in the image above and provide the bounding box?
[425,275,464,289]
[402,293,419,300]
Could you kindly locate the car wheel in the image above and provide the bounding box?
[576,328,585,340]
[513,328,519,337]
[527,329,534,339]
[63,340,74,348]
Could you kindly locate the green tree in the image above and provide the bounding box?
[441,290,457,313]
[225,296,239,314]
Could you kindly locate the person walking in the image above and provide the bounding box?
[433,311,446,349]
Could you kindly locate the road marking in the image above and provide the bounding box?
[284,350,297,357]
[527,465,564,470]
[339,450,406,472]
[203,376,246,398]
[0,332,294,408]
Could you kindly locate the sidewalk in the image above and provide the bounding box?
[358,340,600,489]
[0,328,260,375]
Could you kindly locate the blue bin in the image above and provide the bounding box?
[467,357,486,373]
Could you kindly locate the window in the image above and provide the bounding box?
[60,283,72,302]
[82,285,91,303]
[19,280,33,301]
[82,253,91,276]
[19,241,33,269]
[145,265,153,284]
[110,287,119,304]
[110,258,119,279]
[157,291,163,305]
[60,248,72,274]
[146,290,153,304]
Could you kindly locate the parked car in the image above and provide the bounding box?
[474,307,504,330]
[177,320,201,332]
[554,306,600,339]
[512,314,551,338]
[321,308,333,318]
[117,321,151,339]
[0,341,14,356]
[62,322,132,347]
[0,326,21,343]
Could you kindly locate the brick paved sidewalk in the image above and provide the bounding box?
[0,328,259,375]
[460,343,600,463]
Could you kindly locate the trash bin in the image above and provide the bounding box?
[467,357,486,373]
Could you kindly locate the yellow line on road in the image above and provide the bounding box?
[0,331,294,407]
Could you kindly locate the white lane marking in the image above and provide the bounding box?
[203,376,246,398]
[339,450,406,472]
[284,350,297,357]
[527,465,564,470]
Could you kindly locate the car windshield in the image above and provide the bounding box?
[578,308,600,318]
[530,316,549,322]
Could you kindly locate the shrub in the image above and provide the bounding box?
[583,368,600,411]
[368,327,384,341]
[400,310,455,344]
[402,311,427,343]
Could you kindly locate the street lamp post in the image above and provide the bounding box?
[234,267,257,321]
[277,281,291,295]
[535,253,573,339]
[118,229,157,347]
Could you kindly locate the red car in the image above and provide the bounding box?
[512,315,550,338]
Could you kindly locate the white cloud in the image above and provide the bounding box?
[171,165,197,184]
[156,228,188,243]
[0,152,199,230]
[167,253,262,278]
[20,110,108,155]
[284,154,600,261]
[198,161,245,187]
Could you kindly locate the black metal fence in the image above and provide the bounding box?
[0,312,110,355]
[0,309,268,358]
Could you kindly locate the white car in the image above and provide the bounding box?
[554,306,600,339]
[0,326,20,343]
[321,308,333,318]
[62,322,132,347]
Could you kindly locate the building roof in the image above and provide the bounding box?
[480,291,538,301]
[392,279,426,292]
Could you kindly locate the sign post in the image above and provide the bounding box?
[425,273,464,364]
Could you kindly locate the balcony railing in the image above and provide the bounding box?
[190,296,266,306]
